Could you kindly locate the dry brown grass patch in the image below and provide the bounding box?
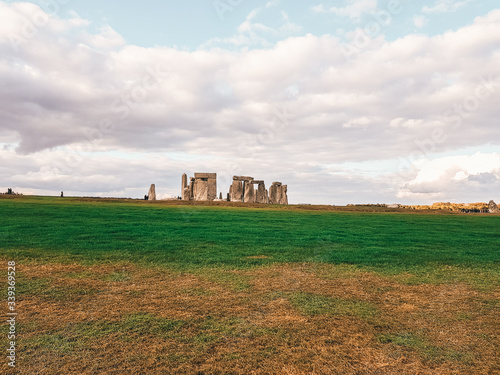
[5,262,498,375]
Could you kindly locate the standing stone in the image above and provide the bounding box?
[194,173,217,201]
[181,174,189,200]
[268,184,277,204]
[183,187,190,201]
[148,184,156,201]
[230,180,243,202]
[189,178,195,201]
[244,182,256,203]
[489,200,499,213]
[219,192,223,200]
[193,179,208,201]
[255,181,268,204]
[207,177,217,201]
[279,185,288,205]
[269,182,282,204]
[182,173,188,190]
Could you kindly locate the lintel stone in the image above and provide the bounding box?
[233,176,254,181]
[195,173,217,179]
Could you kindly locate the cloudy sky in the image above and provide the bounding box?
[1,0,499,204]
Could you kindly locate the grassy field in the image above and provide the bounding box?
[1,195,499,374]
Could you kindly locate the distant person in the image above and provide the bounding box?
[61,191,64,198]
[144,195,148,200]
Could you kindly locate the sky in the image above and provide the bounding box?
[0,0,499,205]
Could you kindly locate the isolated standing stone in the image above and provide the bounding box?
[489,200,499,213]
[148,184,156,201]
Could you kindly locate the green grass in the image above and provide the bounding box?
[30,334,75,355]
[3,196,497,374]
[1,196,499,284]
[19,313,187,358]
[18,313,278,357]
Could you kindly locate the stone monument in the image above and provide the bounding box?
[181,173,217,201]
[254,181,269,204]
[244,181,256,203]
[181,173,288,205]
[148,184,156,201]
[269,182,288,204]
[230,176,254,202]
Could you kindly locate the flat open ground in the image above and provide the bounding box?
[1,195,499,374]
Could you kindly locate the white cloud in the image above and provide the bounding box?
[342,116,372,128]
[389,118,426,129]
[398,152,500,200]
[1,3,500,203]
[422,0,471,14]
[312,0,378,20]
[82,25,126,50]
